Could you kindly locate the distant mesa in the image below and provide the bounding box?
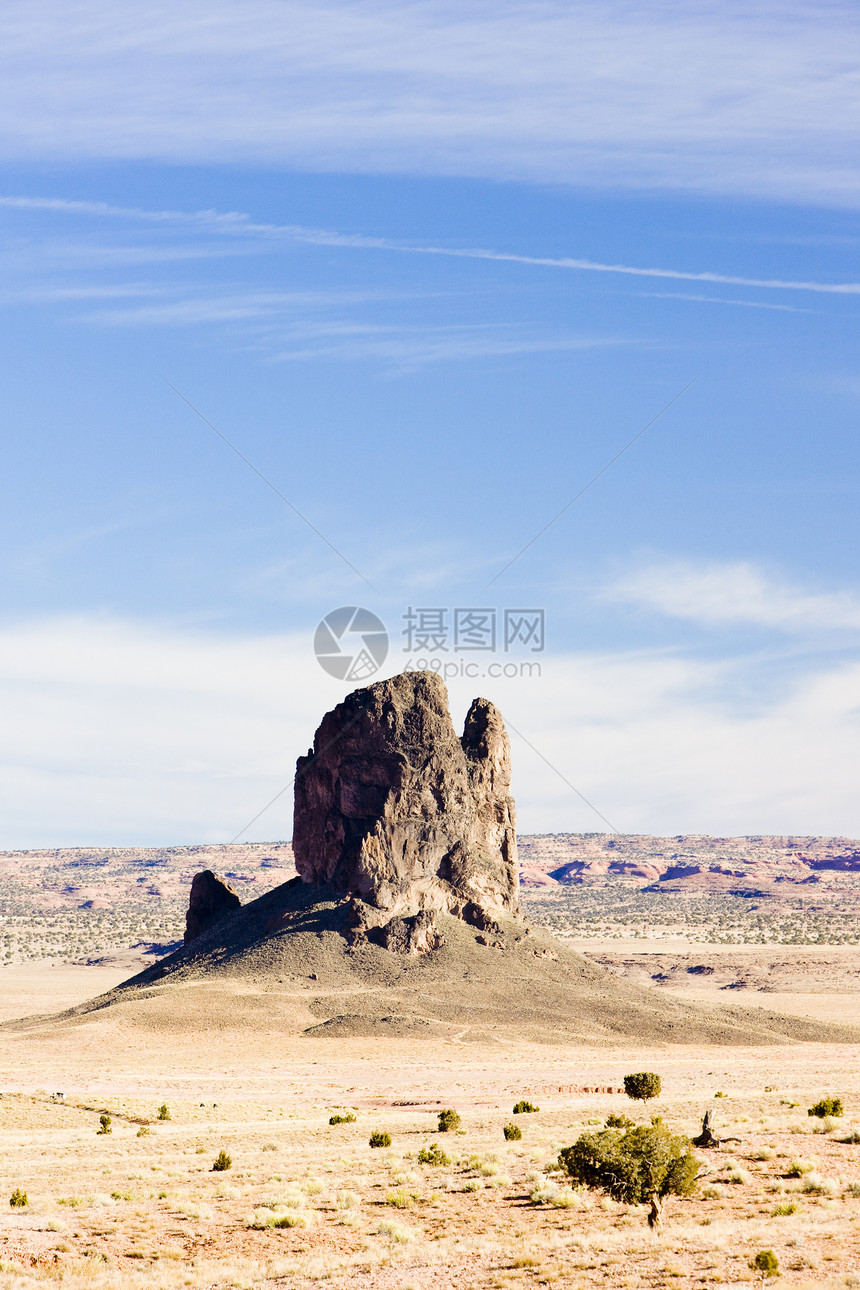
[184,870,241,944]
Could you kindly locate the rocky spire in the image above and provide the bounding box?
[292,671,518,925]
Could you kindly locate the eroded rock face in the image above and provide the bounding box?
[184,870,241,944]
[293,671,518,928]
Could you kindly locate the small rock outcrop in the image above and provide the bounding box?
[184,871,241,944]
[293,671,518,940]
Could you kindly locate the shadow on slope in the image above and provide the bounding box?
[5,878,855,1045]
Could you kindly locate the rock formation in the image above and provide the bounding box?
[184,870,241,944]
[293,671,518,937]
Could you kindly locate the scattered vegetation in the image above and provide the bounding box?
[512,1100,539,1114]
[558,1121,697,1229]
[9,1189,27,1208]
[808,1096,843,1118]
[211,1150,232,1172]
[369,1131,391,1148]
[437,1108,461,1132]
[605,1112,635,1129]
[157,1103,171,1120]
[623,1072,661,1103]
[521,865,860,946]
[97,1114,112,1134]
[136,1125,150,1137]
[329,1112,356,1125]
[503,1122,522,1141]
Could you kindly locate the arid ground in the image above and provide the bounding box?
[1,840,859,1288]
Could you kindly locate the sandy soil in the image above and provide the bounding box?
[0,957,859,1289]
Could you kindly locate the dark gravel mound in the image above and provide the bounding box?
[9,877,857,1046]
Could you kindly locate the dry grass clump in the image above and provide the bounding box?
[786,1157,817,1176]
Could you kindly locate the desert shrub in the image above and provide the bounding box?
[96,1114,112,1135]
[623,1072,661,1103]
[512,1100,539,1115]
[437,1108,461,1132]
[157,1104,171,1121]
[369,1130,391,1148]
[558,1122,696,1229]
[750,1249,779,1282]
[329,1113,356,1125]
[845,1181,860,1198]
[211,1150,232,1172]
[136,1126,150,1137]
[503,1122,522,1141]
[839,1128,860,1144]
[271,1214,305,1228]
[727,1167,751,1185]
[786,1158,816,1177]
[417,1143,450,1166]
[700,1185,724,1200]
[773,1201,797,1216]
[808,1097,843,1118]
[336,1190,359,1210]
[605,1113,635,1129]
[9,1189,27,1208]
[751,1146,775,1161]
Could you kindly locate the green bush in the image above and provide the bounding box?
[136,1126,151,1137]
[369,1131,391,1148]
[9,1189,27,1208]
[157,1104,171,1121]
[417,1143,450,1166]
[512,1100,539,1115]
[623,1072,661,1103]
[605,1113,635,1129]
[750,1249,779,1282]
[503,1122,522,1141]
[437,1109,461,1132]
[97,1114,112,1135]
[558,1121,696,1229]
[808,1096,843,1118]
[211,1150,232,1172]
[329,1112,357,1125]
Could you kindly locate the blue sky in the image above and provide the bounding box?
[2,1,859,847]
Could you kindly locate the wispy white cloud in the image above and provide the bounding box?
[641,291,812,313]
[0,2,858,204]
[4,195,859,297]
[2,614,859,846]
[603,559,860,635]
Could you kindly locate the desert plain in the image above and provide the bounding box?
[0,836,859,1290]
